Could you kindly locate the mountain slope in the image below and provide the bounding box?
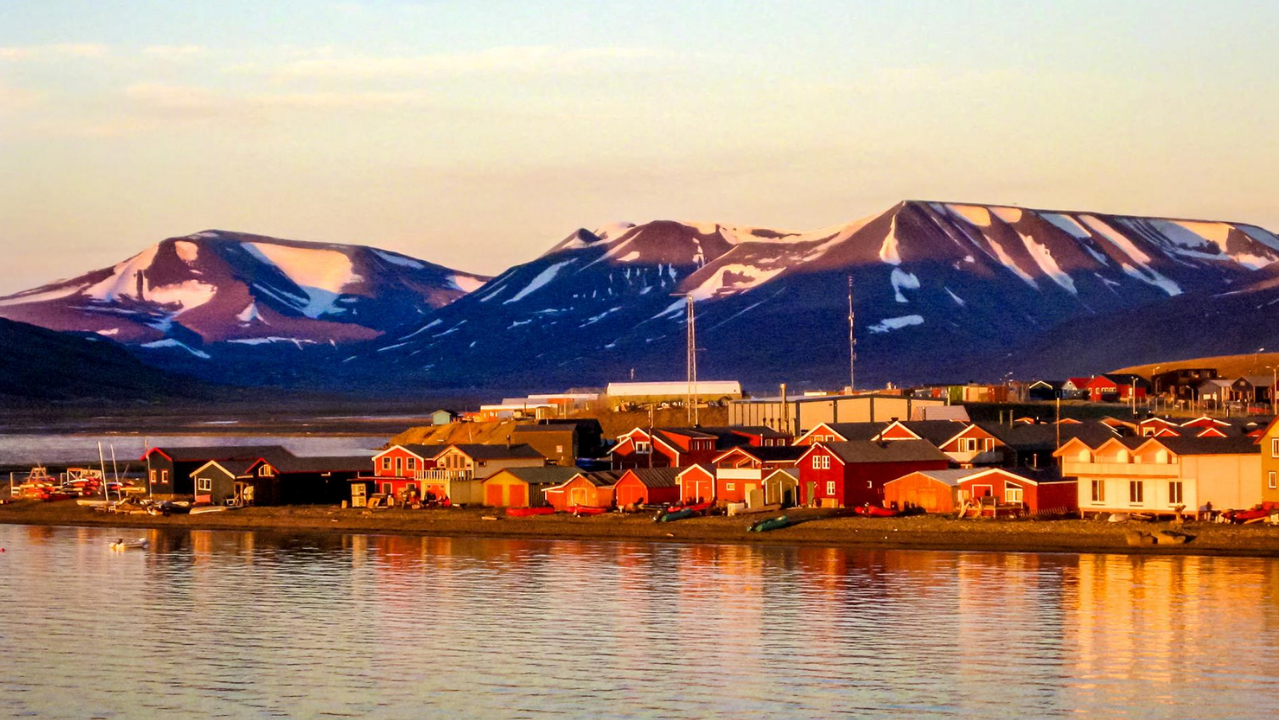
[358,201,1278,389]
[0,317,209,403]
[0,231,489,359]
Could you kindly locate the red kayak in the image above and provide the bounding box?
[505,506,556,517]
[668,501,714,514]
[567,505,607,516]
[854,505,900,518]
[1225,507,1272,523]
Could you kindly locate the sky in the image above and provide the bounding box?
[0,0,1276,293]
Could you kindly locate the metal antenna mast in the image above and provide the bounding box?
[686,294,698,425]
[847,274,856,392]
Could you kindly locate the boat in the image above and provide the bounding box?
[189,505,230,515]
[505,506,556,517]
[659,508,695,523]
[1224,507,1272,523]
[748,515,791,533]
[567,505,607,516]
[667,501,714,515]
[109,538,148,551]
[853,505,900,518]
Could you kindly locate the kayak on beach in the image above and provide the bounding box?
[506,506,556,518]
[748,516,790,533]
[853,505,900,518]
[566,506,607,516]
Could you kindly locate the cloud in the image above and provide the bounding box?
[0,43,109,60]
[265,45,666,79]
[123,82,431,117]
[142,45,205,60]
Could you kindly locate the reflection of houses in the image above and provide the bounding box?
[1056,436,1261,515]
[884,467,1077,515]
[796,440,950,508]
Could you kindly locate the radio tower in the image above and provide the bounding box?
[847,274,856,393]
[686,294,698,425]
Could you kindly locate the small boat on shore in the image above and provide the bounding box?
[109,538,148,551]
[189,506,230,515]
[853,505,900,518]
[567,505,607,516]
[748,515,790,533]
[658,508,695,523]
[506,506,555,517]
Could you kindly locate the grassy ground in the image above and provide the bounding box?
[1113,352,1278,379]
[1,500,1274,557]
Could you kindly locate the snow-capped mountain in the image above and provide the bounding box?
[0,230,489,361]
[358,201,1278,389]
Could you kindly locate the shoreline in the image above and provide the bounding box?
[0,501,1276,557]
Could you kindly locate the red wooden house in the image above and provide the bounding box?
[676,464,716,503]
[613,468,681,507]
[711,445,806,504]
[543,471,623,511]
[365,444,445,497]
[884,467,1077,515]
[1082,374,1150,402]
[610,427,731,470]
[796,440,950,508]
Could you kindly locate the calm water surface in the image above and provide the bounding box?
[0,525,1275,719]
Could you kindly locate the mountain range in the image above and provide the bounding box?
[1,202,1276,393]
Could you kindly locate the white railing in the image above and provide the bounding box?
[416,469,473,482]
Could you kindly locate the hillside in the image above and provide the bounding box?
[0,317,210,404]
[1113,352,1279,380]
[355,201,1278,389]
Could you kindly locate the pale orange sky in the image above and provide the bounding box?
[1,0,1276,292]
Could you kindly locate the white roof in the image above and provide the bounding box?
[606,381,742,397]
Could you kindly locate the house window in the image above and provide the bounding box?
[1004,482,1023,504]
[381,457,392,470]
[197,478,212,492]
[961,438,977,452]
[1091,480,1105,504]
[149,469,157,484]
[825,481,836,496]
[406,458,416,471]
[556,445,564,454]
[1269,472,1277,490]
[811,455,830,470]
[636,442,651,454]
[1129,481,1144,505]
[395,457,403,475]
[258,465,275,477]
[1169,480,1183,505]
[1273,439,1278,459]
[161,470,169,484]
[726,483,735,491]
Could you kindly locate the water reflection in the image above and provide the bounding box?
[0,526,1274,719]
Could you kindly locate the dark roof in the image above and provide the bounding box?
[655,427,719,440]
[193,458,257,477]
[622,467,681,488]
[811,423,884,441]
[726,445,808,462]
[146,445,294,463]
[512,424,576,434]
[898,420,971,446]
[448,443,545,460]
[821,440,950,464]
[979,421,1117,450]
[399,444,447,458]
[492,466,581,485]
[259,455,373,473]
[1154,436,1261,456]
[581,470,625,487]
[730,426,791,438]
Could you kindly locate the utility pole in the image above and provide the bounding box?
[686,294,698,425]
[847,274,856,393]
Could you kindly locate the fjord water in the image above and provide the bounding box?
[0,526,1274,719]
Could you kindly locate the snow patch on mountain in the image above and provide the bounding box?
[505,260,574,304]
[1238,225,1279,251]
[879,217,901,265]
[372,249,424,269]
[0,285,85,306]
[990,207,1023,224]
[148,280,218,313]
[85,245,161,301]
[1018,232,1076,294]
[450,274,487,293]
[1041,213,1092,239]
[1121,263,1181,296]
[174,241,199,264]
[944,287,966,306]
[140,338,210,359]
[243,242,361,293]
[869,315,924,333]
[689,264,785,300]
[948,204,992,227]
[890,268,919,303]
[987,237,1038,289]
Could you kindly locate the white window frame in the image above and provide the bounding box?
[635,441,651,454]
[1129,480,1144,505]
[1272,438,1278,459]
[196,477,212,492]
[726,483,735,492]
[1090,480,1104,504]
[381,457,392,471]
[1004,482,1023,504]
[1269,472,1277,490]
[1168,480,1183,505]
[825,480,836,496]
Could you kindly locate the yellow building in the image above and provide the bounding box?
[1259,417,1278,506]
[1056,436,1261,516]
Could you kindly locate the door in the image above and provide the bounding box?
[395,457,403,476]
[918,487,937,512]
[617,484,643,507]
[509,484,527,507]
[486,483,504,507]
[570,487,589,506]
[805,482,817,506]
